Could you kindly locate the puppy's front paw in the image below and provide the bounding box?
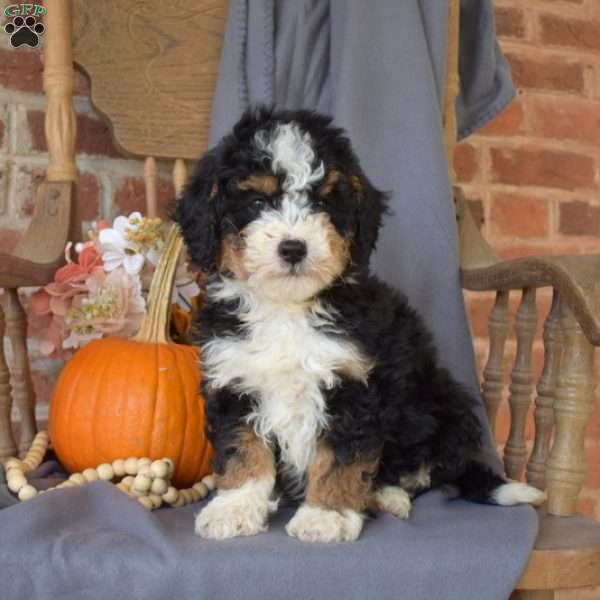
[286,504,363,543]
[195,481,278,540]
[373,485,412,519]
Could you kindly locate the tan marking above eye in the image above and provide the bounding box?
[318,169,341,197]
[238,174,279,196]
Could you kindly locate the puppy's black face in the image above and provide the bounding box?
[174,108,387,302]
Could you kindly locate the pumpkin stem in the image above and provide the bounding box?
[134,224,184,344]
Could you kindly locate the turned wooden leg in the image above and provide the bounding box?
[0,299,17,459]
[504,288,538,480]
[527,290,562,490]
[4,289,37,455]
[482,290,510,440]
[546,303,597,516]
[511,591,554,600]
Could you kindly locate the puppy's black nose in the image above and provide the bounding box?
[278,239,307,265]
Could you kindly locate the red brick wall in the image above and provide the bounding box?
[455,0,600,530]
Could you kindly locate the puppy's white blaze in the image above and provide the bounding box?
[255,123,324,193]
[195,476,278,540]
[203,280,372,481]
[286,504,364,543]
[491,482,547,507]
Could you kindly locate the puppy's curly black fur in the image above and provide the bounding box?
[174,107,544,542]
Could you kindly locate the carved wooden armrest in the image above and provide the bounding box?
[461,255,600,347]
[456,192,598,516]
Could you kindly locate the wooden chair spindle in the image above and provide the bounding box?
[0,301,17,459]
[173,159,187,197]
[144,157,158,218]
[43,0,77,183]
[4,289,37,455]
[527,291,561,490]
[546,303,597,515]
[504,287,538,480]
[482,290,510,439]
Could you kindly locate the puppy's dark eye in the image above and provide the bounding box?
[251,196,267,209]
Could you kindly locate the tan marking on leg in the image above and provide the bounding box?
[217,429,275,490]
[305,443,379,512]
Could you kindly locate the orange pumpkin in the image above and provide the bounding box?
[49,226,213,487]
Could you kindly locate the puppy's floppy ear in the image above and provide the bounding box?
[352,172,388,267]
[171,150,221,272]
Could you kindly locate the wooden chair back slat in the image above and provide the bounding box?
[504,288,538,481]
[71,0,227,160]
[526,290,562,491]
[482,290,510,438]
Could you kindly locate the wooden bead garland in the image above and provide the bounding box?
[2,431,215,510]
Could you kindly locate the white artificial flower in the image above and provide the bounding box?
[98,228,145,275]
[113,212,143,235]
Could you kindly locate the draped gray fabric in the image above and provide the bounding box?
[210,0,515,467]
[0,3,538,599]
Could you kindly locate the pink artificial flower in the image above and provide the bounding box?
[28,243,104,357]
[63,267,146,350]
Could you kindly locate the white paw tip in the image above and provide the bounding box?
[374,486,412,519]
[286,504,363,543]
[492,482,547,507]
[194,480,277,540]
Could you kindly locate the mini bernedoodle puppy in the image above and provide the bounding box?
[173,108,545,543]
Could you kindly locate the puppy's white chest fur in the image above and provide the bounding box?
[203,282,371,479]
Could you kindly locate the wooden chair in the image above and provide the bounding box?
[1,1,599,597]
[444,3,600,598]
[0,3,81,458]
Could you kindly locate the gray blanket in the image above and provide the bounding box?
[0,2,537,599]
[0,479,536,600]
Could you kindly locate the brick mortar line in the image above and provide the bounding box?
[0,151,177,180]
[458,182,600,203]
[0,90,94,115]
[469,133,600,158]
[501,38,600,65]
